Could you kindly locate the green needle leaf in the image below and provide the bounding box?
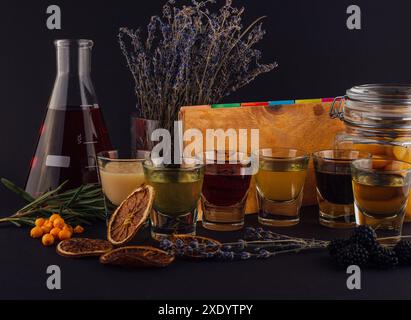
[0,179,105,227]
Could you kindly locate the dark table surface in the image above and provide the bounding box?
[1,196,411,300]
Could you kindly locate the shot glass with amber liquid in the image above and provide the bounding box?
[255,148,309,226]
[351,158,411,244]
[313,150,371,228]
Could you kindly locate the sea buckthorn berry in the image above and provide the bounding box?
[30,226,43,238]
[34,218,46,227]
[42,234,55,246]
[63,224,73,233]
[58,229,72,241]
[49,213,61,223]
[41,221,53,233]
[73,225,84,234]
[53,217,65,229]
[50,227,62,238]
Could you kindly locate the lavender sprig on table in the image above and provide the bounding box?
[159,227,329,261]
[118,0,277,132]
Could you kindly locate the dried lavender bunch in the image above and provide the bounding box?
[119,0,277,131]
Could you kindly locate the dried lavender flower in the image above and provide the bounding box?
[119,0,277,131]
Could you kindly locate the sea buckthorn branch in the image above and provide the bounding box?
[0,178,106,227]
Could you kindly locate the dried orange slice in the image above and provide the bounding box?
[99,246,174,268]
[107,184,154,246]
[56,238,113,258]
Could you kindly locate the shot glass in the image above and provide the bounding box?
[97,151,146,220]
[201,150,252,231]
[351,158,411,244]
[143,157,205,240]
[313,150,371,228]
[255,148,309,226]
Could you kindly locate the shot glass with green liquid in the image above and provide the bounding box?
[143,157,205,240]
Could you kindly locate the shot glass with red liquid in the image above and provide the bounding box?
[201,150,252,231]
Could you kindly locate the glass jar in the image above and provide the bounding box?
[330,84,411,221]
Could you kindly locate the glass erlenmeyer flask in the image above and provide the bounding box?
[25,39,112,196]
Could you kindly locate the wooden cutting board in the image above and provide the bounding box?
[179,102,345,214]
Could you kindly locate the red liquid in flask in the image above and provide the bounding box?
[25,40,112,196]
[26,106,112,196]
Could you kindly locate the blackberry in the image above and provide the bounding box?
[335,243,369,268]
[369,245,398,269]
[327,239,349,257]
[394,240,411,266]
[350,225,378,250]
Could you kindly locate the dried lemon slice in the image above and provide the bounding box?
[57,238,113,258]
[99,246,174,268]
[107,184,154,246]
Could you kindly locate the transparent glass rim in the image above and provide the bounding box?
[351,158,411,174]
[255,147,309,161]
[203,150,250,165]
[143,157,205,171]
[312,149,372,161]
[54,39,93,48]
[97,150,146,163]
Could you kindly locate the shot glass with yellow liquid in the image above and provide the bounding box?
[351,158,411,244]
[143,157,205,240]
[97,151,147,220]
[255,148,309,226]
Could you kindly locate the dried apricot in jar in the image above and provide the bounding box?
[35,218,46,227]
[73,225,84,234]
[42,234,55,246]
[371,159,389,170]
[99,246,174,268]
[107,185,154,246]
[30,226,43,239]
[393,146,411,164]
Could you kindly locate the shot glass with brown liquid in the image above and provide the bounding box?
[351,158,411,244]
[313,150,371,228]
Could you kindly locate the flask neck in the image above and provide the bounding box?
[55,39,93,76]
[49,39,98,109]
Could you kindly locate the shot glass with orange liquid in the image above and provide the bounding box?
[254,148,309,226]
[351,158,411,244]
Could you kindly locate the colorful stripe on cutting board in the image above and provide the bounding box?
[210,98,335,109]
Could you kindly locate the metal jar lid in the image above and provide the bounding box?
[330,84,411,129]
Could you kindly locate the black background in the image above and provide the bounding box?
[2,0,411,187]
[2,0,411,300]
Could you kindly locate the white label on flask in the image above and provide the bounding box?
[46,155,70,168]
